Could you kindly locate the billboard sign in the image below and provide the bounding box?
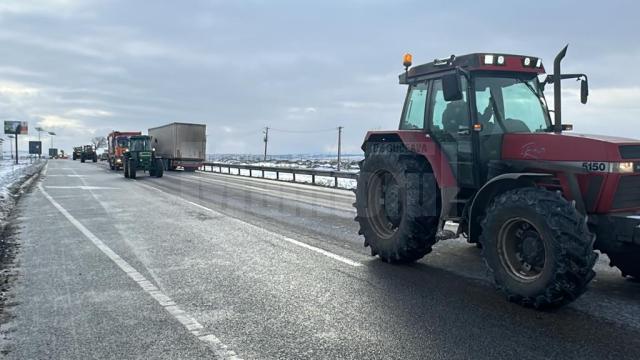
[29,141,42,155]
[4,121,28,135]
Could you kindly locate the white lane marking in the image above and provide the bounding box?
[45,185,120,190]
[38,184,242,360]
[136,181,362,267]
[188,200,361,267]
[46,174,86,177]
[167,174,354,213]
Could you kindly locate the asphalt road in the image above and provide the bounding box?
[2,159,640,359]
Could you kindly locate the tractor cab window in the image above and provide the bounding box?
[130,139,151,151]
[400,82,428,130]
[429,78,468,136]
[473,76,550,133]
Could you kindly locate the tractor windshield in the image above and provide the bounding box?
[130,138,151,151]
[473,75,551,133]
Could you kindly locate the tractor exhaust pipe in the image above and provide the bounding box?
[553,45,568,133]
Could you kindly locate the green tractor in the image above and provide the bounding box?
[80,145,97,163]
[123,135,164,179]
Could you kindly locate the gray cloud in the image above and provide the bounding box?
[1,0,639,155]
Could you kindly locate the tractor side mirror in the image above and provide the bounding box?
[580,78,588,104]
[442,73,463,102]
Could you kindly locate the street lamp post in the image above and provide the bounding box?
[48,132,56,154]
[35,126,45,158]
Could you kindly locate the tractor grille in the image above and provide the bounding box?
[619,145,640,159]
[612,175,640,210]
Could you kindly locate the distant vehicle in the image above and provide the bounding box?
[148,122,206,172]
[354,48,640,309]
[123,135,164,179]
[49,148,58,159]
[80,145,97,163]
[107,131,141,170]
[100,152,109,161]
[72,146,82,160]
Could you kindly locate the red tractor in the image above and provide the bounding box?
[354,46,640,308]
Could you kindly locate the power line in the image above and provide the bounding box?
[269,127,337,134]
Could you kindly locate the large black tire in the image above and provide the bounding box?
[92,154,97,163]
[354,144,439,263]
[109,159,115,170]
[480,187,597,308]
[124,159,130,178]
[607,246,640,279]
[154,159,164,178]
[81,156,85,163]
[129,160,136,179]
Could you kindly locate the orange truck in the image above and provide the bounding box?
[107,131,142,170]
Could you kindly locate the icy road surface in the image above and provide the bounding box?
[1,159,639,359]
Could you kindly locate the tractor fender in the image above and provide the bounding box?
[468,172,553,244]
[361,131,456,188]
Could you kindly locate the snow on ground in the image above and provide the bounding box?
[0,159,45,232]
[203,160,358,190]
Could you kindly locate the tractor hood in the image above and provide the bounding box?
[502,132,640,161]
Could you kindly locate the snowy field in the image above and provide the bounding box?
[0,159,45,231]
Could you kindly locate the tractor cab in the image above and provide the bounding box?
[398,51,587,190]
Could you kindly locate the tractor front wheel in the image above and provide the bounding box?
[480,187,597,308]
[129,160,136,179]
[354,145,439,264]
[92,154,97,162]
[124,159,130,178]
[81,155,85,163]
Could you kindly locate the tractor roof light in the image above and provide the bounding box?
[483,54,494,65]
[403,53,413,69]
[536,58,542,68]
[496,55,505,65]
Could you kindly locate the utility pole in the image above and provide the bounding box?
[263,126,269,161]
[337,126,343,171]
[8,135,14,160]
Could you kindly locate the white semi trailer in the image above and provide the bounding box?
[148,122,206,171]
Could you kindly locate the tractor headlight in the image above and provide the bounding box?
[614,162,635,173]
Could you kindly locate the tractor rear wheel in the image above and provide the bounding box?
[154,159,164,178]
[92,154,97,162]
[354,145,439,264]
[81,155,85,163]
[480,187,597,308]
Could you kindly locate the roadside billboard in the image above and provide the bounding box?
[4,121,28,135]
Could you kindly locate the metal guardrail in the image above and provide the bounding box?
[199,162,359,188]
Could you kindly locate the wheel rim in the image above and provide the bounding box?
[366,169,402,239]
[497,217,547,282]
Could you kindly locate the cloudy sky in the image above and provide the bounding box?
[1,0,638,156]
